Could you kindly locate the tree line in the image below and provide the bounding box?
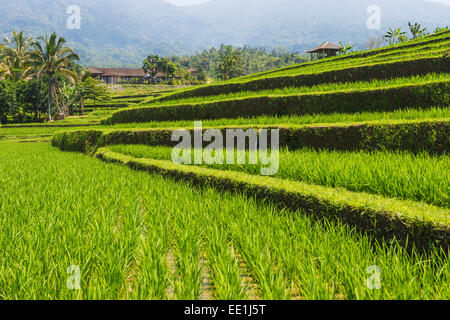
[143,45,308,84]
[0,31,109,124]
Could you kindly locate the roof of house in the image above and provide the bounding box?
[307,42,341,53]
[86,67,146,77]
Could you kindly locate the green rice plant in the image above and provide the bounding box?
[2,143,449,299]
[108,145,450,207]
[96,149,450,251]
[129,203,170,300]
[197,218,248,299]
[170,201,204,300]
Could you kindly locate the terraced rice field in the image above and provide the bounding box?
[139,73,450,107]
[0,143,449,299]
[107,145,449,207]
[2,31,449,300]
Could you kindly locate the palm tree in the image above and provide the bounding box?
[30,32,79,121]
[0,44,8,79]
[384,27,407,45]
[0,31,33,80]
[434,26,449,34]
[0,62,9,80]
[408,22,427,39]
[339,42,354,55]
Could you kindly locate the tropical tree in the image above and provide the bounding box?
[0,31,33,81]
[166,61,177,80]
[0,62,9,80]
[408,22,427,39]
[434,26,449,34]
[216,52,245,80]
[57,81,81,116]
[29,32,79,121]
[339,42,354,54]
[398,35,409,43]
[143,54,162,78]
[77,76,111,114]
[19,78,48,121]
[0,80,16,124]
[0,43,6,79]
[384,27,407,45]
[143,55,177,81]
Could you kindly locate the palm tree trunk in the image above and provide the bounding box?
[48,78,52,121]
[80,99,85,115]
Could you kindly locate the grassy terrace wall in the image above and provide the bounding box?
[155,56,450,101]
[104,81,450,124]
[52,119,449,155]
[95,149,450,252]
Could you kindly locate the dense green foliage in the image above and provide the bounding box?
[167,45,307,82]
[0,80,17,123]
[0,30,113,123]
[0,78,50,123]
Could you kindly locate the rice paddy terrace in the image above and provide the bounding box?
[1,31,449,299]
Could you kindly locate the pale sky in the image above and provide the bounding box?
[165,0,212,6]
[426,0,450,5]
[165,0,450,5]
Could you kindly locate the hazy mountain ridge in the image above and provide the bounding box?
[0,0,448,67]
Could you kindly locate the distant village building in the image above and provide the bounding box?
[187,68,198,76]
[307,42,341,60]
[86,67,146,84]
